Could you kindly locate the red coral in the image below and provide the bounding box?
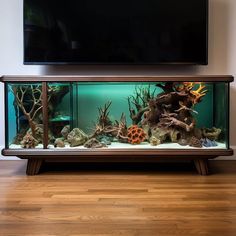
[127,125,146,145]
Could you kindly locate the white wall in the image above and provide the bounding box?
[0,0,236,160]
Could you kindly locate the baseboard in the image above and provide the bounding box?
[0,145,235,161]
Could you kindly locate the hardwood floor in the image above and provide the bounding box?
[0,160,236,236]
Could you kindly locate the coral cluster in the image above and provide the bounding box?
[127,125,146,144]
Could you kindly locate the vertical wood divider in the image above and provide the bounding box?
[42,82,49,149]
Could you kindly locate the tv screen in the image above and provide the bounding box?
[24,0,208,65]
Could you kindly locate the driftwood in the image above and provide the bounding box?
[175,101,198,114]
[11,84,65,140]
[141,82,208,144]
[159,115,195,132]
[97,101,113,127]
[92,103,128,142]
[127,85,156,125]
[11,85,43,138]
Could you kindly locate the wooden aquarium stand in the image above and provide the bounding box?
[0,75,234,175]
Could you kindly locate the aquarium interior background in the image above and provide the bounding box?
[7,82,228,149]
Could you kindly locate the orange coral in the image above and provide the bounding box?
[190,82,208,104]
[127,125,146,144]
[174,82,208,104]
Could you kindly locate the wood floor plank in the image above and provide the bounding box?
[0,160,236,235]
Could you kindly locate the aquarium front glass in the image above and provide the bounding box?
[7,83,44,149]
[7,81,229,150]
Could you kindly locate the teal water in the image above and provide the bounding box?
[7,82,228,148]
[73,82,214,133]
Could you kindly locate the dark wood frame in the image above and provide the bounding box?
[0,75,234,175]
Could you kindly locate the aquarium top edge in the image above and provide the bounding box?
[0,75,234,83]
[2,148,233,157]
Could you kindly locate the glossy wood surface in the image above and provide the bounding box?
[42,82,49,149]
[1,160,236,235]
[2,148,233,157]
[0,75,234,82]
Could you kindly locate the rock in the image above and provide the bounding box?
[169,129,181,143]
[189,136,202,148]
[54,138,65,148]
[142,124,151,140]
[193,128,203,139]
[61,125,70,139]
[149,136,161,146]
[84,138,107,149]
[67,128,88,147]
[100,137,111,145]
[201,138,218,147]
[49,136,56,145]
[27,124,54,144]
[27,124,44,143]
[13,132,26,145]
[151,127,169,143]
[21,133,39,149]
[202,127,221,141]
[178,138,189,146]
[97,135,113,143]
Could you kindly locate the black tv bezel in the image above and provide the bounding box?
[23,0,209,66]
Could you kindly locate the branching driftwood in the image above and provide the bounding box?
[11,85,55,138]
[92,102,128,142]
[114,113,128,142]
[98,101,112,128]
[12,85,43,137]
[175,101,198,114]
[159,111,195,132]
[92,101,114,137]
[127,85,156,125]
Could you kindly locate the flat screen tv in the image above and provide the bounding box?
[24,0,208,65]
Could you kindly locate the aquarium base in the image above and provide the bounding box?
[1,75,234,176]
[3,147,232,175]
[193,159,209,175]
[19,155,217,176]
[26,159,44,176]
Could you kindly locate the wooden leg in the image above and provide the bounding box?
[26,159,43,176]
[194,159,209,176]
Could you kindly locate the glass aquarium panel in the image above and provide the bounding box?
[7,83,44,149]
[214,83,229,149]
[47,82,72,148]
[46,81,229,150]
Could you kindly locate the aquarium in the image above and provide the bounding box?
[6,81,229,150]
